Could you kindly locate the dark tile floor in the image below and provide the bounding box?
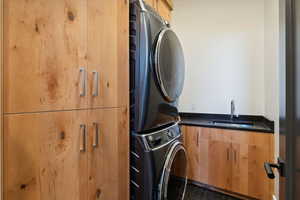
[184,184,242,200]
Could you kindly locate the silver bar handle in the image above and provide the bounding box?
[93,122,99,148]
[80,124,87,152]
[92,71,99,97]
[227,148,230,161]
[80,68,87,97]
[234,150,237,163]
[196,132,199,147]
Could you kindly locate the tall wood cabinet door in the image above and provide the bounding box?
[87,108,129,200]
[208,129,232,190]
[87,0,129,108]
[4,0,88,113]
[4,111,88,200]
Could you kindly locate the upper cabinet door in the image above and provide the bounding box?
[87,0,129,108]
[4,110,88,200]
[157,0,172,22]
[87,108,129,200]
[144,0,157,9]
[4,0,88,113]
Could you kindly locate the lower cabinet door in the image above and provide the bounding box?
[231,131,274,200]
[183,126,209,184]
[4,110,88,200]
[208,140,232,190]
[87,108,129,200]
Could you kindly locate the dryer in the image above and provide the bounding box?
[130,0,185,133]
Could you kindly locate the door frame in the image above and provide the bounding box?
[0,0,3,199]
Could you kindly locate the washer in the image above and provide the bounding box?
[130,0,185,133]
[130,123,188,200]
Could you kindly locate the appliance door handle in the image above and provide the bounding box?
[93,122,99,148]
[92,71,99,97]
[80,124,87,152]
[80,68,87,97]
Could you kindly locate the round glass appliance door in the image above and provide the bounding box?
[159,142,187,200]
[154,28,185,102]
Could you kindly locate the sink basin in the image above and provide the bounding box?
[212,121,255,128]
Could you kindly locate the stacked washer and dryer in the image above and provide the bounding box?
[130,1,188,200]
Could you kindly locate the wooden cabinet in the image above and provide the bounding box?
[143,0,173,23]
[4,0,128,113]
[4,0,87,113]
[182,126,210,184]
[87,0,128,109]
[156,0,172,22]
[182,126,274,200]
[4,110,88,200]
[144,0,157,9]
[4,108,129,200]
[87,108,129,200]
[3,0,129,200]
[230,131,274,200]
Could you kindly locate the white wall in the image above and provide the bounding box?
[173,0,266,116]
[264,0,280,130]
[173,0,281,198]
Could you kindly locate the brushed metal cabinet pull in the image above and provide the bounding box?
[80,68,87,97]
[93,122,99,148]
[234,150,237,163]
[80,124,87,152]
[92,71,99,97]
[227,148,230,161]
[196,132,199,147]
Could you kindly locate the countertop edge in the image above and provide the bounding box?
[179,112,275,134]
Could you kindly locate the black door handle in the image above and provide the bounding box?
[264,158,285,179]
[264,162,277,179]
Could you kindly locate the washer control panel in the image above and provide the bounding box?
[146,124,181,149]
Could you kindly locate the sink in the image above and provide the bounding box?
[212,121,255,128]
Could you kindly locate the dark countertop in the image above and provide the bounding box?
[180,113,274,134]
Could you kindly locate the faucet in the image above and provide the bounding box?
[230,100,238,120]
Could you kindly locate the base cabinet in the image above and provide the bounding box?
[182,126,274,200]
[4,108,129,200]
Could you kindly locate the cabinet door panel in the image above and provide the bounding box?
[231,143,249,195]
[183,126,209,184]
[87,0,128,108]
[4,0,88,113]
[231,131,274,200]
[157,0,172,22]
[145,0,157,9]
[4,111,88,200]
[88,108,129,200]
[208,140,232,190]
